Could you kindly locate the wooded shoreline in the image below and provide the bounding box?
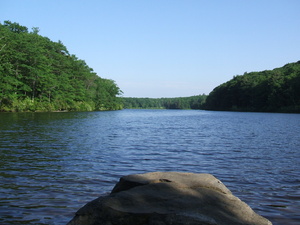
[1,21,299,113]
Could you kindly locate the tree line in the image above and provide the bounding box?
[1,21,299,113]
[122,95,207,109]
[123,61,300,113]
[204,61,300,113]
[0,21,122,112]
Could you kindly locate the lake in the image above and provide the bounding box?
[0,109,299,225]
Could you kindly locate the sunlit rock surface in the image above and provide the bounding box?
[67,172,272,225]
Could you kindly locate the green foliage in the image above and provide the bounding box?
[122,95,207,110]
[204,61,300,113]
[0,21,122,112]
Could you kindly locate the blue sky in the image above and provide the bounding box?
[1,0,300,98]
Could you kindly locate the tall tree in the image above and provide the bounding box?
[0,21,122,112]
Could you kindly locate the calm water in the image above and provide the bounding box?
[0,109,299,225]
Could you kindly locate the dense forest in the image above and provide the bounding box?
[122,95,207,109]
[0,21,123,112]
[204,61,300,113]
[1,21,299,113]
[123,61,300,113]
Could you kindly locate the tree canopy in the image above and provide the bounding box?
[204,61,300,113]
[122,95,207,109]
[2,21,298,113]
[0,21,122,112]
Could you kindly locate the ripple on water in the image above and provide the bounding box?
[0,110,300,225]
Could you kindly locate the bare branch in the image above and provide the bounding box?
[0,43,6,52]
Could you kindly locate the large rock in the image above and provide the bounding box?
[67,172,272,225]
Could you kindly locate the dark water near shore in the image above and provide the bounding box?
[0,109,299,225]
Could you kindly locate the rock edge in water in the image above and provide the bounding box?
[67,172,272,225]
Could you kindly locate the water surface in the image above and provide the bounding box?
[0,109,299,224]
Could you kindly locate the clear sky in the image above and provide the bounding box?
[1,0,300,98]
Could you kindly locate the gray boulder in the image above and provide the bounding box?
[67,172,272,225]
